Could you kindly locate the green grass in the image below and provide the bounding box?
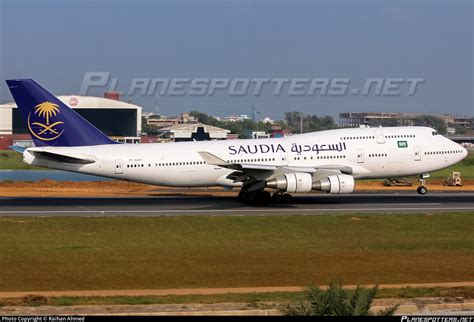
[0,151,44,170]
[1,287,472,307]
[429,153,474,179]
[0,213,473,292]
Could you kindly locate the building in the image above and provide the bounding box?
[339,112,418,127]
[157,123,230,142]
[269,124,293,138]
[146,113,197,128]
[242,130,271,139]
[339,112,473,130]
[223,115,241,122]
[223,114,251,122]
[262,117,274,124]
[438,114,473,128]
[226,133,239,140]
[0,94,142,149]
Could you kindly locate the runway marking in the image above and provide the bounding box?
[0,206,473,215]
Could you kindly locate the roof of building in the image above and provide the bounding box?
[158,123,230,139]
[0,95,142,109]
[159,123,230,133]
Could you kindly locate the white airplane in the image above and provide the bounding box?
[6,79,468,203]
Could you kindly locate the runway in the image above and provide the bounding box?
[0,192,473,216]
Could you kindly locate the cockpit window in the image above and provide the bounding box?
[432,131,438,136]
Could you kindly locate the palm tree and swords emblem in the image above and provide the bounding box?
[27,101,65,141]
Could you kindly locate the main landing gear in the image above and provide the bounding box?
[417,174,429,195]
[237,189,293,205]
[269,192,293,204]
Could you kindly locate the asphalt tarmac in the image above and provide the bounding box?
[0,192,473,216]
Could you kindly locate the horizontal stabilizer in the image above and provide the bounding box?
[29,149,95,164]
[8,146,26,153]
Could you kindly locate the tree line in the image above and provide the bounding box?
[142,111,456,137]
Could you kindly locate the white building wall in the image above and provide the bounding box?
[0,95,142,137]
[0,107,12,134]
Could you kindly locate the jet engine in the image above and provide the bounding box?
[266,172,313,193]
[312,174,354,194]
[266,173,355,194]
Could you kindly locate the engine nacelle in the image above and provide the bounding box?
[312,174,355,194]
[266,172,313,193]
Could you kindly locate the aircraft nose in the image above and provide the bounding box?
[455,142,468,159]
[461,145,468,158]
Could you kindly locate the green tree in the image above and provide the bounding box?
[280,282,399,316]
[284,111,336,133]
[414,115,447,134]
[188,110,335,137]
[189,110,210,124]
[141,116,159,135]
[453,125,468,135]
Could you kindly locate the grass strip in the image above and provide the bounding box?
[0,213,473,292]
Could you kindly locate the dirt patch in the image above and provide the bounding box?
[355,179,474,191]
[0,179,473,197]
[1,282,473,299]
[0,180,236,197]
[2,295,50,306]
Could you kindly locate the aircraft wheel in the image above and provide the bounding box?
[282,193,293,203]
[416,186,428,195]
[271,192,283,203]
[255,191,271,206]
[244,191,257,203]
[237,190,245,202]
[260,190,271,203]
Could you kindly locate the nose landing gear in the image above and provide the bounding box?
[416,186,428,195]
[417,174,429,195]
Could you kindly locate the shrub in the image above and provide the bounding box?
[280,282,399,316]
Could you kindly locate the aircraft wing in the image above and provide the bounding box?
[198,151,353,184]
[198,151,277,171]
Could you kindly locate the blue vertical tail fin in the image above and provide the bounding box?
[6,79,118,147]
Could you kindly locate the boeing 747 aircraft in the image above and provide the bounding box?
[6,79,468,204]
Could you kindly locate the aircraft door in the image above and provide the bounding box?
[374,127,385,144]
[356,149,364,163]
[115,159,123,174]
[414,147,421,161]
[280,151,288,166]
